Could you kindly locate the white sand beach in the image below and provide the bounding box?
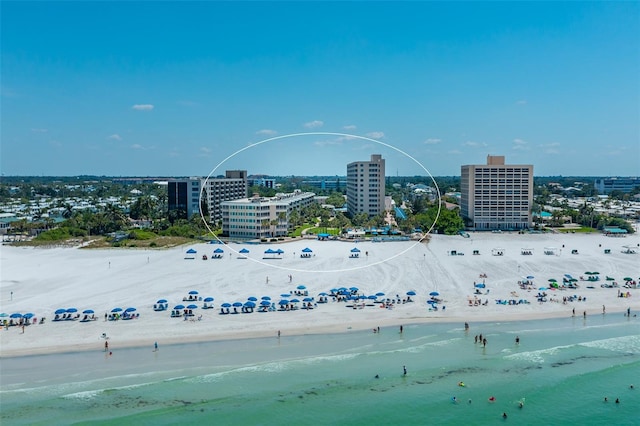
[1,232,639,357]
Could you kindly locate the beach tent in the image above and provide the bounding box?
[491,248,505,256]
[185,248,197,259]
[238,248,250,259]
[302,247,313,253]
[213,248,224,258]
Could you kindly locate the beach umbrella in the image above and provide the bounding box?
[66,308,78,313]
[368,295,378,300]
[407,291,417,296]
[318,292,328,296]
[186,248,197,254]
[55,308,66,315]
[261,296,271,300]
[475,283,485,288]
[350,287,359,292]
[264,248,276,254]
[297,285,307,290]
[350,247,361,252]
[239,248,250,254]
[624,277,632,281]
[244,301,256,308]
[548,279,557,282]
[83,309,94,314]
[606,277,615,281]
[260,300,271,306]
[247,296,258,301]
[275,249,284,254]
[214,248,224,253]
[10,313,22,318]
[187,304,198,309]
[173,305,185,310]
[125,307,137,312]
[0,313,7,317]
[538,287,548,291]
[232,302,243,308]
[157,299,168,304]
[426,300,437,305]
[302,247,313,253]
[303,297,314,302]
[290,298,300,303]
[189,290,199,295]
[281,293,291,298]
[376,292,385,297]
[526,276,535,280]
[111,307,123,313]
[221,303,231,308]
[429,291,440,297]
[592,272,600,275]
[23,313,35,319]
[204,297,214,302]
[279,299,290,305]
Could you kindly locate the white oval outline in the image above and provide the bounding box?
[199,132,441,273]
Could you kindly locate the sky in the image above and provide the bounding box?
[2,1,639,178]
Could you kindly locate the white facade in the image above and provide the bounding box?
[461,155,533,230]
[221,190,316,240]
[346,154,386,217]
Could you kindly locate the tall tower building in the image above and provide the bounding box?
[461,155,533,230]
[346,154,386,217]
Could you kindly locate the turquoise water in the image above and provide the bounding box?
[1,315,639,425]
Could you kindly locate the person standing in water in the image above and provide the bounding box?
[403,366,407,376]
[154,342,158,351]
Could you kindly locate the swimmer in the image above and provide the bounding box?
[468,399,472,404]
[403,366,407,376]
[375,374,379,379]
[615,398,620,404]
[502,412,508,419]
[604,397,608,402]
[489,396,496,402]
[458,381,465,387]
[452,396,458,404]
[630,384,634,389]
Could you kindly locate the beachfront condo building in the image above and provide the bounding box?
[346,154,386,217]
[460,155,533,231]
[167,171,248,221]
[221,190,316,240]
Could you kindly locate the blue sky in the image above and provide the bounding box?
[2,1,639,177]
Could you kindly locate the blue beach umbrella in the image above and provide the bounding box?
[303,297,314,302]
[157,299,168,304]
[429,292,440,297]
[351,247,361,253]
[290,298,300,303]
[260,300,271,306]
[407,291,417,296]
[538,287,548,291]
[261,296,271,300]
[426,300,437,305]
[204,297,214,302]
[318,292,328,296]
[350,287,359,292]
[55,308,66,315]
[214,248,224,253]
[23,313,35,319]
[187,304,198,309]
[376,292,385,297]
[186,248,197,254]
[527,276,535,280]
[0,313,7,317]
[368,295,378,300]
[111,307,123,313]
[232,302,243,307]
[66,308,78,313]
[247,296,258,301]
[244,301,256,308]
[189,290,199,295]
[281,293,291,298]
[239,248,250,254]
[279,299,290,305]
[297,285,306,290]
[221,303,232,308]
[264,248,276,254]
[125,307,137,312]
[276,249,284,254]
[173,305,185,310]
[10,313,22,319]
[302,247,313,253]
[83,309,95,314]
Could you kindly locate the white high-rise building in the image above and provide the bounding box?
[346,154,386,217]
[461,155,533,230]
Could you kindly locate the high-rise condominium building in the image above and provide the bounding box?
[346,154,386,217]
[460,155,533,230]
[167,170,248,221]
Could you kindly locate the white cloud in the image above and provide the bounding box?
[539,142,560,154]
[107,134,122,141]
[512,138,529,150]
[303,120,324,129]
[343,125,357,131]
[131,144,144,150]
[199,147,212,157]
[516,100,528,105]
[366,131,384,139]
[448,149,462,155]
[256,129,278,136]
[424,138,441,145]
[132,104,154,111]
[31,128,48,133]
[463,141,487,147]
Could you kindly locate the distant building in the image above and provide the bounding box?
[301,179,342,191]
[221,190,316,240]
[249,177,276,189]
[346,154,386,217]
[594,177,640,194]
[461,155,533,231]
[168,170,248,221]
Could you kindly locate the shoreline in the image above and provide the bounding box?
[1,306,636,359]
[2,232,638,359]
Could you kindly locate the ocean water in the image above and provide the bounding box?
[1,314,639,425]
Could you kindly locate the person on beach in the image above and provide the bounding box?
[515,336,520,345]
[602,305,606,314]
[464,322,469,331]
[483,338,487,347]
[400,325,403,333]
[105,341,109,352]
[572,308,575,317]
[277,330,281,338]
[154,342,158,351]
[403,366,407,376]
[583,311,587,319]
